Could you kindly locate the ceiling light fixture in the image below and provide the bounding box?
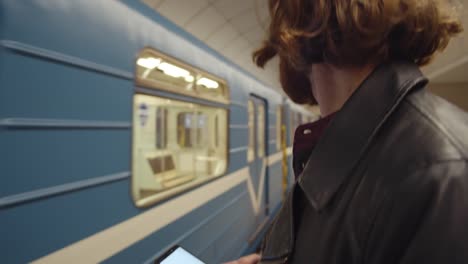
[137,57,161,69]
[157,62,191,79]
[197,77,219,89]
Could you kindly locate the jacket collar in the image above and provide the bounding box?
[298,61,428,211]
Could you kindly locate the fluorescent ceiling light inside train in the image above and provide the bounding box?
[138,58,194,82]
[197,77,219,89]
[157,62,189,78]
[137,57,161,69]
[184,75,195,82]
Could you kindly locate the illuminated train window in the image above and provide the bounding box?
[132,49,229,207]
[136,49,229,104]
[132,95,228,207]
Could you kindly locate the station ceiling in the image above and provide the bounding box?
[143,0,468,95]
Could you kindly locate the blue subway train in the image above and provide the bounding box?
[0,1,317,263]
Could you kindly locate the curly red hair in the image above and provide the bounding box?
[253,0,463,104]
[254,0,462,69]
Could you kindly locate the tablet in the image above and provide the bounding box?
[155,245,206,264]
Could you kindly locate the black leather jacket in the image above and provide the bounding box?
[260,62,468,264]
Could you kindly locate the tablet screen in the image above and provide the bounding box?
[160,247,205,264]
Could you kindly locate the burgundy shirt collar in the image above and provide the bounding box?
[293,113,336,178]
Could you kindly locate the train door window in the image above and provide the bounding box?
[276,106,283,151]
[257,104,265,158]
[247,100,255,162]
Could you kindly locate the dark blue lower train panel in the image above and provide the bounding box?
[268,162,284,211]
[103,182,255,264]
[1,179,136,263]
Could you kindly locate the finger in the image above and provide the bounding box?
[238,253,261,264]
[223,254,261,264]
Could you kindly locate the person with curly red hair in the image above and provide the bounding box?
[227,0,467,263]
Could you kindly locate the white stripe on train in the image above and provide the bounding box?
[32,148,293,264]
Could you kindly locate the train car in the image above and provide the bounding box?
[0,1,317,263]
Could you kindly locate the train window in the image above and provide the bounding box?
[196,76,228,103]
[136,49,229,104]
[132,94,228,207]
[276,106,283,151]
[257,104,265,158]
[136,50,195,93]
[247,100,255,162]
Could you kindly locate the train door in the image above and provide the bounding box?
[278,106,289,199]
[247,96,268,222]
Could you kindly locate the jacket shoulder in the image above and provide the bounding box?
[373,88,468,169]
[356,87,468,218]
[362,90,468,262]
[404,89,468,160]
[364,158,468,263]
